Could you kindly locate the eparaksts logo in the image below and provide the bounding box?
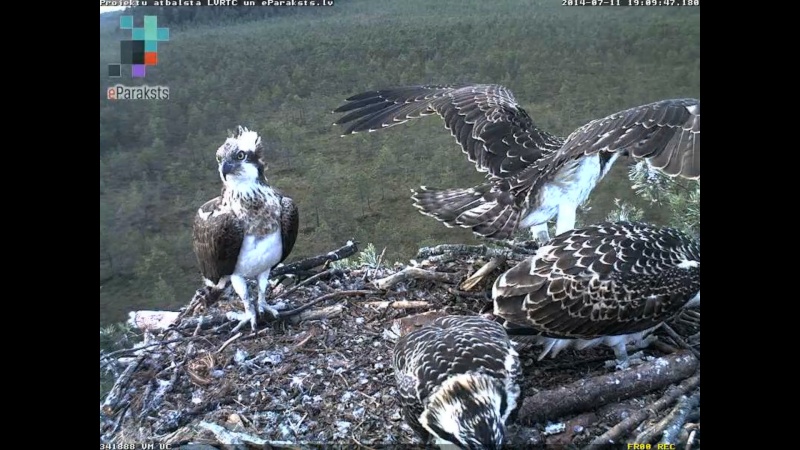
[107,84,170,100]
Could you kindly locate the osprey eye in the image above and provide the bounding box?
[236,151,246,160]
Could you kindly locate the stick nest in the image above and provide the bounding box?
[100,242,700,449]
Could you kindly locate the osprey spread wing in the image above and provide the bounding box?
[492,221,700,368]
[192,126,299,332]
[393,315,521,449]
[334,84,699,242]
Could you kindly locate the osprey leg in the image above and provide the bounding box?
[227,274,259,332]
[529,223,550,244]
[257,270,281,318]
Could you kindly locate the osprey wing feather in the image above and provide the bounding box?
[493,222,700,365]
[335,84,699,243]
[334,84,562,179]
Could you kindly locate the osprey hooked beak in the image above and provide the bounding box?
[221,161,236,179]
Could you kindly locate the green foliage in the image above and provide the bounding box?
[100,0,699,324]
[331,242,383,270]
[608,161,700,235]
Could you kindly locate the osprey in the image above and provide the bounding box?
[492,221,700,369]
[192,126,299,332]
[392,315,522,449]
[333,84,700,242]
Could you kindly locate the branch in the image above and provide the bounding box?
[271,240,358,278]
[278,290,376,318]
[373,267,462,290]
[584,371,701,448]
[460,256,506,291]
[635,390,700,445]
[518,351,699,426]
[416,243,535,261]
[364,300,430,309]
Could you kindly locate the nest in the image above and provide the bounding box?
[100,241,700,449]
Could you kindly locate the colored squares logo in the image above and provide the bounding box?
[108,15,169,79]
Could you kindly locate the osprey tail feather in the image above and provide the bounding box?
[411,183,520,240]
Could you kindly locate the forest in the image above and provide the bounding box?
[99,0,700,327]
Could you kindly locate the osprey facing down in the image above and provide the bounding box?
[393,315,522,449]
[333,84,700,242]
[192,126,299,332]
[492,222,700,369]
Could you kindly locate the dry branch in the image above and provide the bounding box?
[636,390,700,445]
[518,351,699,426]
[278,289,376,317]
[585,371,701,448]
[364,300,430,309]
[271,240,358,278]
[460,256,506,291]
[416,243,534,261]
[373,267,461,290]
[286,304,346,324]
[101,355,145,416]
[662,323,701,360]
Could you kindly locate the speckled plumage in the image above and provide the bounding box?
[493,222,700,362]
[334,84,699,241]
[392,315,522,449]
[192,126,299,331]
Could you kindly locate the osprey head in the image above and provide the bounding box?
[215,126,266,187]
[420,373,517,450]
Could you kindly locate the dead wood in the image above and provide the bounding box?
[278,290,376,317]
[518,351,699,426]
[101,354,146,416]
[633,390,700,445]
[286,304,346,324]
[271,240,358,278]
[416,243,535,261]
[585,371,701,448]
[662,323,701,360]
[364,300,430,309]
[372,267,461,290]
[460,256,506,291]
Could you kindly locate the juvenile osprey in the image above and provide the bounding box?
[192,126,299,332]
[492,222,700,369]
[393,315,522,449]
[333,84,700,242]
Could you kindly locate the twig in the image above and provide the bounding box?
[287,304,346,324]
[279,268,339,299]
[101,354,146,416]
[417,243,532,261]
[518,351,699,426]
[278,290,376,317]
[364,300,430,309]
[662,323,701,360]
[649,390,701,445]
[216,332,242,353]
[460,256,506,291]
[585,371,701,448]
[100,338,188,362]
[271,240,358,278]
[685,428,698,450]
[351,433,378,450]
[373,267,461,290]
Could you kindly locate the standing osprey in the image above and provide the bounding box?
[333,84,700,242]
[393,315,522,449]
[492,222,700,369]
[192,126,299,332]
